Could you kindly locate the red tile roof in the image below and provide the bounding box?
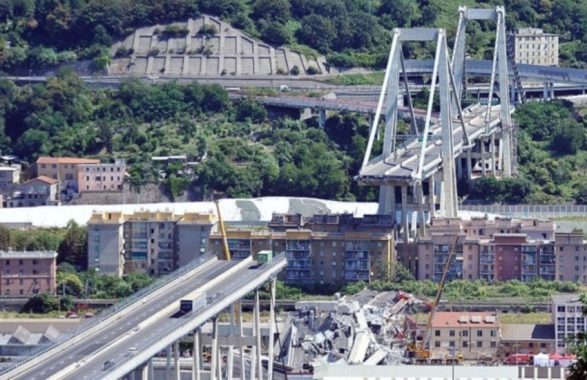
[431,312,499,328]
[25,176,59,185]
[36,157,100,165]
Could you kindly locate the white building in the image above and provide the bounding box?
[551,294,586,353]
[511,28,559,66]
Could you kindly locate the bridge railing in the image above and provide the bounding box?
[460,204,587,216]
[0,254,215,374]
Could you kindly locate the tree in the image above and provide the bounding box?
[58,221,88,270]
[296,15,336,53]
[57,271,84,296]
[252,0,291,24]
[21,293,59,313]
[235,99,267,123]
[0,225,10,250]
[551,119,585,155]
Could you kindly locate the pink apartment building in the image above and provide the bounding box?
[36,156,100,195]
[0,251,57,297]
[77,160,126,192]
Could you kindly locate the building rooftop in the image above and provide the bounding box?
[515,28,558,37]
[0,250,57,259]
[24,176,59,186]
[501,324,555,342]
[0,166,19,171]
[551,294,584,305]
[36,157,100,165]
[431,312,499,328]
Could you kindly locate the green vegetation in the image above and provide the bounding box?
[341,279,581,301]
[0,0,586,73]
[0,222,87,269]
[568,295,587,379]
[467,100,587,204]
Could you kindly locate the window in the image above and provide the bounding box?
[5,260,9,265]
[490,341,497,348]
[476,341,483,348]
[435,330,440,337]
[528,343,534,348]
[449,330,455,337]
[490,330,496,337]
[462,330,468,337]
[463,341,468,348]
[435,341,440,348]
[19,260,23,265]
[449,341,455,347]
[477,330,483,337]
[32,259,37,265]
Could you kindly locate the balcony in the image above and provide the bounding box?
[344,262,369,271]
[344,271,369,281]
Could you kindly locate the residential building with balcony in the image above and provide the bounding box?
[87,211,215,277]
[555,232,587,283]
[0,251,57,297]
[551,294,586,353]
[414,217,558,283]
[208,213,395,287]
[429,312,501,360]
[77,160,126,192]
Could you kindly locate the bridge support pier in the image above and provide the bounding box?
[318,108,327,129]
[401,185,409,243]
[193,328,201,380]
[428,178,436,219]
[255,290,263,380]
[466,151,473,182]
[238,300,245,380]
[268,278,276,380]
[490,136,496,176]
[415,182,425,237]
[173,340,180,380]
[211,317,218,380]
[166,346,172,379]
[480,138,487,176]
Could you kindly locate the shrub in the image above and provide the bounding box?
[306,66,319,75]
[198,24,218,38]
[148,48,160,57]
[327,52,356,68]
[290,65,300,75]
[114,46,134,58]
[160,25,189,39]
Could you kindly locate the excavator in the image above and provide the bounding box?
[406,234,464,364]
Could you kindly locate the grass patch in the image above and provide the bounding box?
[323,71,385,86]
[500,312,550,324]
[0,311,66,319]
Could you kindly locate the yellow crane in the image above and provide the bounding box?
[408,233,462,362]
[215,200,231,261]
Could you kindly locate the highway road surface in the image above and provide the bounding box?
[10,259,237,380]
[61,257,286,380]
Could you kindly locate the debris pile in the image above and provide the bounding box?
[282,290,421,371]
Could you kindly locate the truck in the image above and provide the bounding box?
[180,292,206,314]
[256,250,273,264]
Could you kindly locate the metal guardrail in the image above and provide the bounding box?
[0,254,215,374]
[460,204,587,215]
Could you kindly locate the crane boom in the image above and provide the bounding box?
[215,200,231,261]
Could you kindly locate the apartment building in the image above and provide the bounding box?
[0,251,57,297]
[87,211,215,277]
[36,157,100,195]
[415,217,558,282]
[429,312,500,360]
[551,294,586,353]
[77,160,126,192]
[555,232,587,283]
[510,28,558,66]
[4,176,60,208]
[208,213,395,287]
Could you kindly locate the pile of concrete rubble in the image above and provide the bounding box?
[282,290,422,371]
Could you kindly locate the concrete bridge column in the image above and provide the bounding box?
[238,300,246,380]
[377,184,396,216]
[428,179,435,220]
[318,109,327,129]
[480,139,487,176]
[173,340,180,380]
[166,346,172,379]
[456,157,464,180]
[211,317,219,380]
[466,150,473,182]
[416,182,425,237]
[543,82,550,101]
[148,359,154,380]
[268,278,277,380]
[193,328,201,380]
[255,290,263,380]
[490,136,496,176]
[401,185,409,243]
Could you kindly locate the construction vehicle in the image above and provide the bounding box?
[407,234,463,363]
